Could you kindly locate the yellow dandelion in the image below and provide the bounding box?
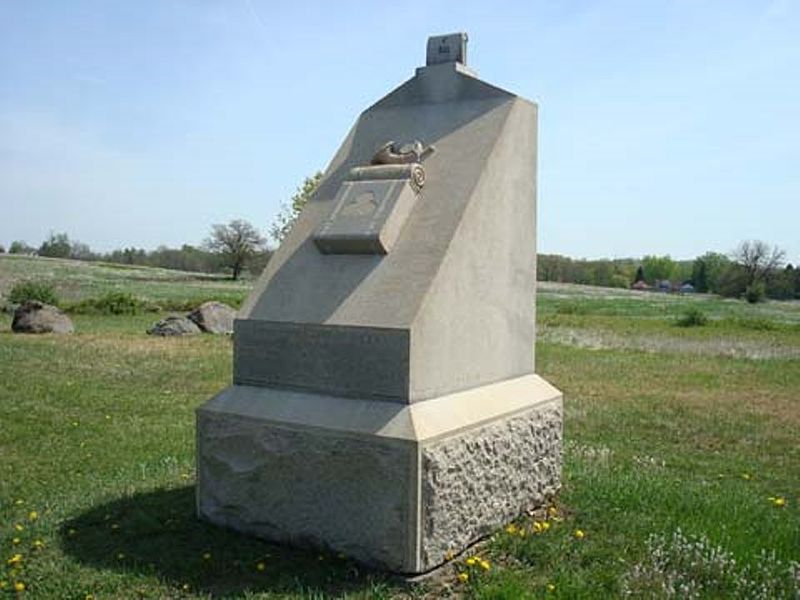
[27,511,38,522]
[105,415,111,420]
[0,581,6,589]
[772,497,786,507]
[68,528,77,536]
[542,521,551,531]
[574,529,585,539]
[85,594,94,600]
[457,572,469,583]
[33,540,44,550]
[202,552,211,560]
[14,524,24,532]
[547,582,556,592]
[532,521,543,533]
[256,561,266,571]
[518,528,526,538]
[14,582,26,592]
[505,523,517,535]
[465,556,477,566]
[741,472,752,480]
[181,583,190,591]
[12,538,20,545]
[14,500,24,506]
[7,554,23,566]
[479,559,491,571]
[548,506,558,517]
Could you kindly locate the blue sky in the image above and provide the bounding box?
[1,1,798,262]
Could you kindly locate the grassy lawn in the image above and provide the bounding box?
[0,255,250,309]
[1,259,798,598]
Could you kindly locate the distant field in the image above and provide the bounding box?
[0,255,250,308]
[1,257,798,598]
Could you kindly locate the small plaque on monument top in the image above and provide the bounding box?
[426,32,468,65]
[196,32,563,574]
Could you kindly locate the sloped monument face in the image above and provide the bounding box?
[196,33,563,573]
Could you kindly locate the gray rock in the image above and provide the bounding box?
[188,301,235,334]
[147,315,201,336]
[12,300,74,334]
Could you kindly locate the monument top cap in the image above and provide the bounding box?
[426,32,468,66]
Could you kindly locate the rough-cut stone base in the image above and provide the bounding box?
[197,414,417,570]
[420,404,561,566]
[196,374,562,573]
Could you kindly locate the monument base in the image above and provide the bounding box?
[196,374,562,573]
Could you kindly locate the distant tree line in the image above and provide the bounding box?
[2,170,797,300]
[538,240,799,302]
[538,255,695,290]
[0,172,324,280]
[2,231,272,280]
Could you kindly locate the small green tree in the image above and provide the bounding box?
[691,258,709,292]
[269,171,323,247]
[718,264,748,298]
[765,264,796,300]
[696,252,731,294]
[642,255,676,285]
[205,219,266,280]
[39,232,72,258]
[9,240,34,254]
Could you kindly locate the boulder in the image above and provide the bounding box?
[12,300,74,334]
[188,301,235,334]
[147,315,201,336]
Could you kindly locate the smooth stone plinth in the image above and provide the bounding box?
[196,374,562,573]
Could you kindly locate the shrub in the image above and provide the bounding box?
[675,307,708,327]
[68,291,156,315]
[7,280,60,306]
[745,282,766,304]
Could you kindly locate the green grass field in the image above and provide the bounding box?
[0,255,250,309]
[1,257,798,598]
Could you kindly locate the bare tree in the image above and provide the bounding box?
[731,240,786,287]
[205,219,266,280]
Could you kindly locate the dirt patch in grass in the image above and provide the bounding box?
[540,326,800,360]
[672,387,800,429]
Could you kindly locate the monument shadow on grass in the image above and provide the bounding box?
[60,486,396,598]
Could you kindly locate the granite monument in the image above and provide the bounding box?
[196,32,563,574]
